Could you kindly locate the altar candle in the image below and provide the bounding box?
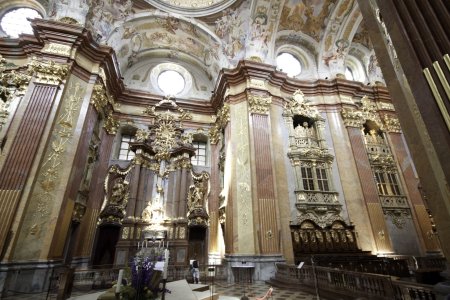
[116,269,124,293]
[163,249,169,279]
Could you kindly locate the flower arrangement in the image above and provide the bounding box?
[120,247,169,300]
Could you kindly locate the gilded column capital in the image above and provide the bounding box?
[383,115,402,133]
[28,58,69,85]
[341,107,364,128]
[103,110,119,135]
[209,104,230,145]
[247,93,272,114]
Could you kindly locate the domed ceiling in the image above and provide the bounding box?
[144,0,240,16]
[59,0,379,100]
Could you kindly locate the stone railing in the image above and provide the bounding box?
[295,190,341,217]
[380,195,409,209]
[271,263,436,300]
[292,136,320,148]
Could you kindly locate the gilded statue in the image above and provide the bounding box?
[110,178,128,207]
[187,171,210,212]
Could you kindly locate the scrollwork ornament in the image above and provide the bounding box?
[28,58,69,85]
[384,208,411,229]
[247,93,272,114]
[0,62,31,129]
[209,104,230,144]
[90,84,109,112]
[341,107,364,127]
[284,89,321,120]
[103,111,119,135]
[383,114,402,133]
[135,128,150,142]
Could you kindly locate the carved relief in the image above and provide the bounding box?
[28,81,85,233]
[247,93,272,114]
[383,114,401,133]
[209,104,230,144]
[384,209,411,229]
[341,95,384,128]
[283,89,321,120]
[42,42,72,57]
[28,58,69,85]
[103,109,119,135]
[0,56,31,130]
[284,89,342,228]
[99,164,133,225]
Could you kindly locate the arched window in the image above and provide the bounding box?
[345,67,354,81]
[191,134,208,166]
[1,8,42,38]
[118,134,135,160]
[276,53,302,77]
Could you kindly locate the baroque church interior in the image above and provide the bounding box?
[0,0,449,298]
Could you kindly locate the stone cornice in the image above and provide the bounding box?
[0,21,395,119]
[212,60,393,114]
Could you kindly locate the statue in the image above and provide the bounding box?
[187,171,210,212]
[110,178,128,207]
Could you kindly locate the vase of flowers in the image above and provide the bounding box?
[120,246,168,300]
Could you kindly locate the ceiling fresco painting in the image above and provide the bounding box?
[41,0,384,99]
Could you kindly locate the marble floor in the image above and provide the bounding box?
[1,281,322,299]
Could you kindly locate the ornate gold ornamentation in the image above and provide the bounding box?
[152,112,177,161]
[135,128,150,142]
[378,102,395,111]
[0,63,31,129]
[72,202,87,223]
[209,104,230,144]
[90,84,109,112]
[341,107,365,127]
[28,58,69,85]
[59,17,79,25]
[383,115,401,133]
[284,89,321,120]
[99,168,132,226]
[122,227,130,239]
[103,110,119,135]
[179,226,186,239]
[42,42,72,57]
[247,93,272,114]
[341,95,383,128]
[31,82,85,222]
[143,96,192,123]
[187,170,210,213]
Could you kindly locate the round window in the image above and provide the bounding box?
[1,8,42,38]
[276,53,302,77]
[157,70,186,96]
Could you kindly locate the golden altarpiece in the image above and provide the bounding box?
[0,0,446,295]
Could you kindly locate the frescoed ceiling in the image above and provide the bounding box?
[47,0,383,100]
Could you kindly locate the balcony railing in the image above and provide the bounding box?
[272,263,436,300]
